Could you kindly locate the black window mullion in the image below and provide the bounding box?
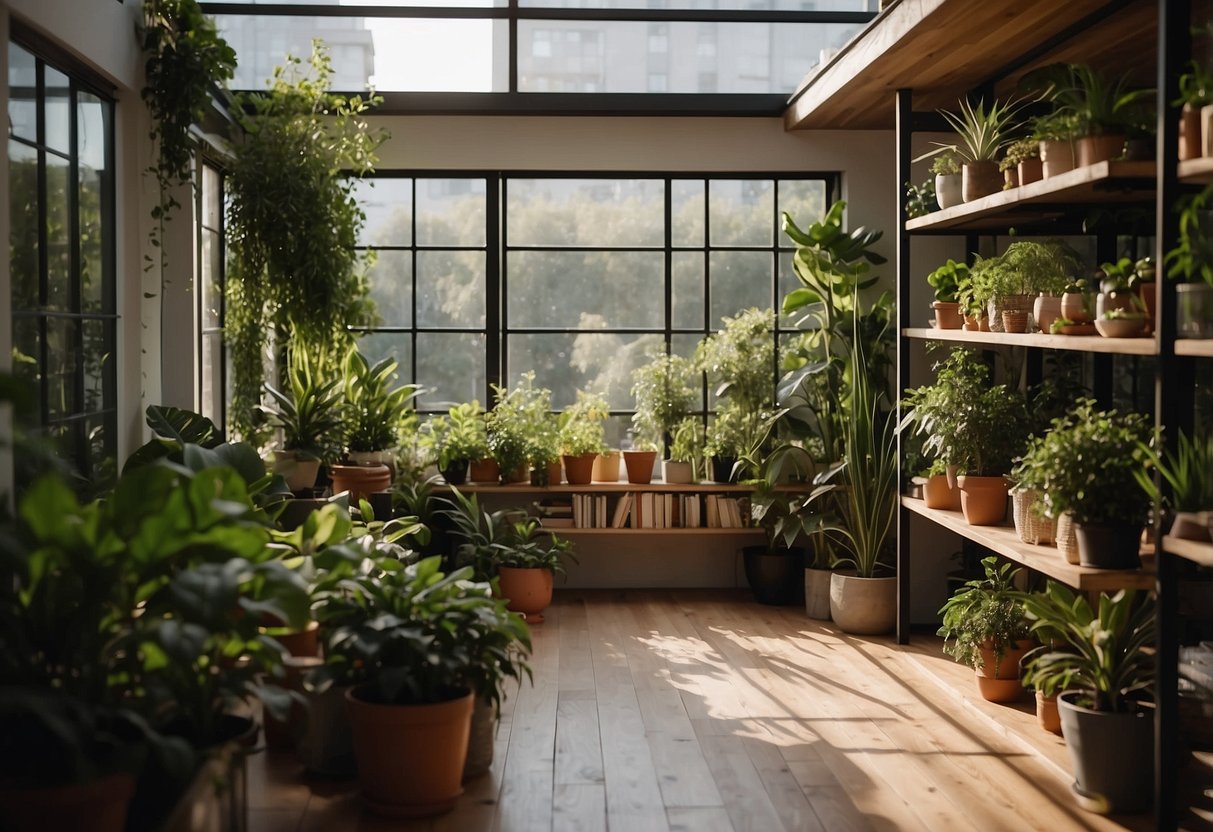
[500,176,510,393]
[69,80,86,471]
[410,178,419,386]
[664,179,672,355]
[486,176,502,400]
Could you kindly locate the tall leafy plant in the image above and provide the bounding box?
[226,42,387,439]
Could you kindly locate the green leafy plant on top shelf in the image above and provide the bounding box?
[999,136,1040,172]
[927,95,1032,164]
[1177,60,1213,109]
[1134,428,1213,514]
[342,348,421,454]
[969,240,1083,306]
[1021,583,1154,713]
[1166,183,1213,287]
[260,348,345,463]
[488,372,554,479]
[705,401,774,469]
[631,349,697,453]
[226,42,387,440]
[422,400,490,470]
[558,389,610,457]
[668,417,705,477]
[694,307,776,415]
[930,150,961,176]
[904,179,937,219]
[1023,63,1154,138]
[927,259,969,304]
[937,557,1031,675]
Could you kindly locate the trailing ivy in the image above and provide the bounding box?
[226,42,386,440]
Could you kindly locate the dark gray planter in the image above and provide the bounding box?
[1058,692,1154,815]
[742,546,804,606]
[1074,521,1143,570]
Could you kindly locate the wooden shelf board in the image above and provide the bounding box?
[550,527,763,536]
[448,482,762,494]
[784,0,1156,130]
[1163,535,1213,567]
[902,497,1155,591]
[1176,338,1213,357]
[903,326,1157,355]
[1179,157,1213,184]
[904,161,1156,233]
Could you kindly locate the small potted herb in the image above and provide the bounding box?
[926,259,968,329]
[1000,136,1042,186]
[630,350,697,484]
[558,390,609,485]
[1165,184,1213,339]
[930,149,963,209]
[664,418,704,484]
[487,372,553,484]
[421,400,489,486]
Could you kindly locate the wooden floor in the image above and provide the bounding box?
[248,590,1209,832]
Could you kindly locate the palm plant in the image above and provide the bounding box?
[933,96,1031,163]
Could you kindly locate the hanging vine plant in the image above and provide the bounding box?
[225,41,386,440]
[140,0,236,246]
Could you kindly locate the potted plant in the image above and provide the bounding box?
[969,240,1078,333]
[421,400,489,486]
[558,390,609,485]
[1026,63,1154,167]
[260,349,345,493]
[335,347,420,498]
[904,178,937,218]
[704,403,771,483]
[937,557,1033,702]
[930,95,1030,202]
[931,150,963,209]
[309,556,530,817]
[1021,584,1155,814]
[526,412,564,487]
[926,259,968,329]
[1001,136,1042,186]
[1165,183,1213,338]
[1176,60,1213,160]
[630,350,697,484]
[487,372,553,484]
[1028,109,1081,178]
[919,458,960,511]
[491,518,577,624]
[664,418,704,484]
[1030,399,1154,569]
[694,307,776,417]
[1135,428,1213,542]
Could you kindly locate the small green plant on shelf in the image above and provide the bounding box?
[667,417,705,478]
[259,347,345,463]
[705,402,773,469]
[930,151,962,176]
[1166,184,1213,287]
[937,557,1031,675]
[1024,63,1154,139]
[1134,428,1213,515]
[926,259,969,304]
[631,349,697,453]
[488,372,554,479]
[999,136,1039,173]
[969,240,1081,306]
[929,95,1032,164]
[558,389,610,457]
[904,179,938,219]
[421,400,490,471]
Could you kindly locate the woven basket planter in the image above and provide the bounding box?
[987,294,1034,333]
[1011,488,1056,545]
[1055,512,1080,564]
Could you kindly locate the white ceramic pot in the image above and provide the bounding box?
[662,459,695,484]
[273,450,321,492]
[935,173,962,210]
[829,571,896,635]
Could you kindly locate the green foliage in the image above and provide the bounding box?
[1166,184,1213,287]
[1028,110,1082,142]
[631,350,697,452]
[930,150,961,176]
[422,400,490,469]
[1022,584,1154,712]
[694,308,776,414]
[900,348,1029,477]
[342,348,420,453]
[558,389,610,456]
[260,348,345,461]
[1023,63,1154,137]
[926,259,969,303]
[968,240,1083,304]
[904,179,937,219]
[495,518,578,574]
[1177,60,1213,107]
[937,557,1030,674]
[999,136,1040,169]
[1013,398,1154,526]
[311,556,532,709]
[487,372,555,477]
[668,418,705,470]
[751,475,838,567]
[705,401,774,469]
[226,42,387,438]
[1134,428,1213,513]
[932,95,1031,163]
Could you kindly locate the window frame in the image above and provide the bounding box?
[196,153,229,431]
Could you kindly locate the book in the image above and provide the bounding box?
[540,517,575,529]
[611,493,633,528]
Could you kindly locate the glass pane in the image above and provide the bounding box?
[46,317,79,420]
[82,318,111,414]
[508,332,661,409]
[416,332,486,408]
[366,249,413,327]
[201,229,223,328]
[672,251,704,330]
[417,250,485,327]
[9,141,40,310]
[44,67,70,155]
[671,334,707,413]
[84,414,117,492]
[778,252,801,327]
[522,0,871,8]
[353,178,412,247]
[78,100,106,316]
[417,178,487,246]
[709,251,773,326]
[709,180,773,246]
[518,21,862,94]
[215,16,508,92]
[12,316,41,393]
[672,179,704,247]
[202,164,222,230]
[8,44,37,142]
[45,154,70,311]
[508,251,663,329]
[778,179,828,233]
[507,178,664,247]
[356,332,415,383]
[201,332,224,427]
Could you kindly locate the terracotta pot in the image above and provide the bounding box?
[1180,104,1203,161]
[1056,512,1080,564]
[1002,310,1030,333]
[804,567,832,621]
[468,458,500,484]
[829,571,895,635]
[1033,294,1062,334]
[987,294,1033,333]
[622,450,658,484]
[922,473,961,511]
[1018,158,1043,186]
[935,173,963,210]
[497,565,554,623]
[1077,134,1124,167]
[329,463,391,503]
[502,464,529,485]
[562,453,597,485]
[662,459,695,484]
[932,301,963,330]
[592,451,621,483]
[1037,690,1062,735]
[1060,292,1094,324]
[961,161,1001,202]
[1003,167,1018,189]
[1039,139,1075,178]
[0,772,136,832]
[956,475,1008,526]
[463,698,496,781]
[974,639,1032,702]
[546,460,563,485]
[346,687,474,817]
[264,620,320,658]
[273,450,321,492]
[979,315,991,332]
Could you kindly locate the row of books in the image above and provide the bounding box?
[533,494,751,530]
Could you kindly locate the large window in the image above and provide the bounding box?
[351,173,834,439]
[8,39,116,486]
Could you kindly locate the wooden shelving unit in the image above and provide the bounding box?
[1162,535,1213,568]
[447,482,759,494]
[1175,339,1213,357]
[1178,156,1213,184]
[904,161,1156,233]
[901,498,1155,591]
[554,527,763,537]
[903,326,1158,356]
